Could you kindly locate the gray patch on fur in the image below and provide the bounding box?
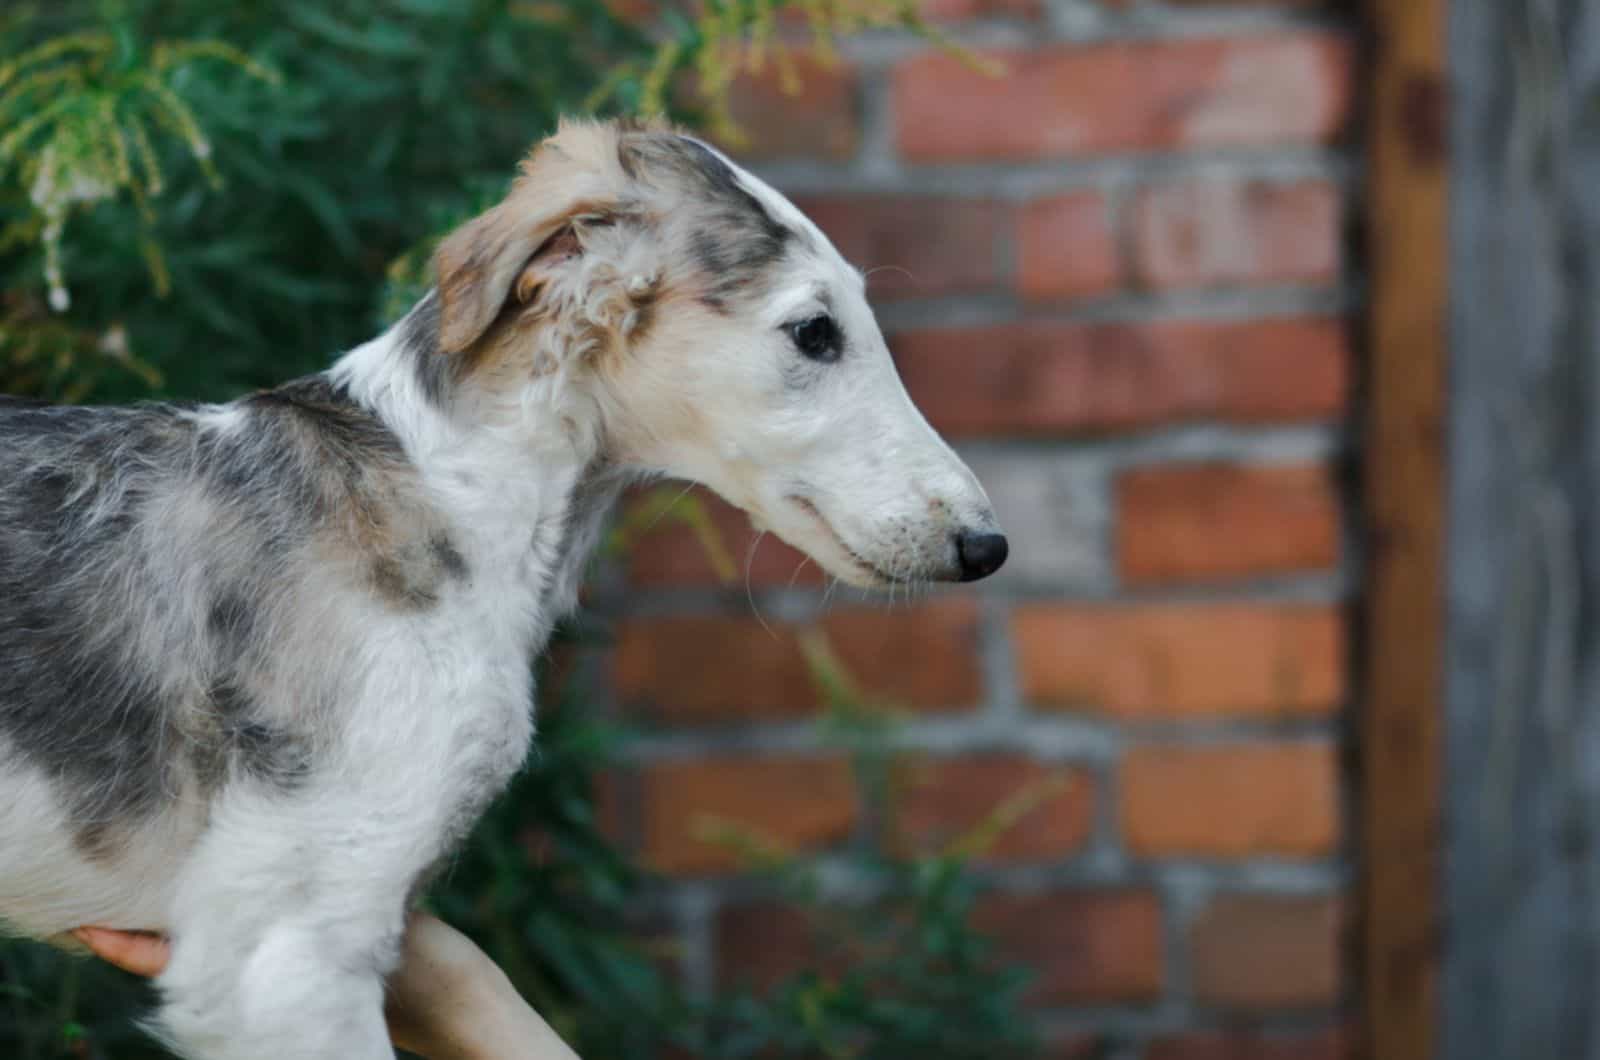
[0,401,196,857]
[208,592,257,660]
[190,682,311,793]
[395,292,461,408]
[429,533,470,583]
[0,377,454,855]
[621,133,794,312]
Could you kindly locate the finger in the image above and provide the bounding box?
[72,927,172,978]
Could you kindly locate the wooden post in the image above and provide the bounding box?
[1361,0,1447,1058]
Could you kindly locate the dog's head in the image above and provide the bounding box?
[429,119,1006,587]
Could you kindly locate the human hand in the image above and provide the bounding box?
[70,927,170,977]
[72,914,579,1060]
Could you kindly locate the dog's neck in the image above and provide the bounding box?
[330,293,626,634]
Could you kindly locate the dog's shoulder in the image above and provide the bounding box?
[239,375,408,469]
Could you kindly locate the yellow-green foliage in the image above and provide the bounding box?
[0,298,159,401]
[0,21,278,311]
[602,0,998,144]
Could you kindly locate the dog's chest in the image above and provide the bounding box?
[403,478,617,841]
[377,599,540,851]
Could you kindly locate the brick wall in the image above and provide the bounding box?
[591,2,1357,1056]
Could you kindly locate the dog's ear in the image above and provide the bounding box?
[433,128,627,354]
[433,198,611,355]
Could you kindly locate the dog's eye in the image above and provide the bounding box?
[788,315,842,362]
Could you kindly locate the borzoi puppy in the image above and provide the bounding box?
[0,118,1007,1059]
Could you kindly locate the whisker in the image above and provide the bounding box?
[744,531,777,640]
[864,264,916,287]
[745,530,767,590]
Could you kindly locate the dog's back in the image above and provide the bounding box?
[0,383,439,936]
[0,397,208,932]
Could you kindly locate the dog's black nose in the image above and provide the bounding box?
[955,530,1008,582]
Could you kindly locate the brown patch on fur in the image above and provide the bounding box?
[425,117,789,399]
[74,819,126,862]
[347,488,464,612]
[594,292,732,470]
[254,379,466,612]
[466,226,668,387]
[433,119,643,354]
[351,490,469,611]
[370,555,432,609]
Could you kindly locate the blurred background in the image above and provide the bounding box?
[0,1,1373,1058]
[609,4,1353,1059]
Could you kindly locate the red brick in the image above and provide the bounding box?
[614,614,809,722]
[894,35,1353,161]
[891,755,1094,862]
[715,901,827,991]
[1134,180,1342,290]
[891,317,1349,438]
[1018,193,1120,301]
[1117,463,1342,585]
[822,600,984,709]
[1147,1027,1349,1060]
[638,755,860,875]
[974,889,1164,1004]
[794,195,1013,300]
[1190,894,1345,1010]
[625,486,822,588]
[1044,1037,1107,1060]
[613,599,983,723]
[717,54,859,161]
[917,0,1043,18]
[1121,742,1339,857]
[1012,604,1344,718]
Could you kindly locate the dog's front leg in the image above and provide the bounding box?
[155,914,397,1060]
[149,792,415,1060]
